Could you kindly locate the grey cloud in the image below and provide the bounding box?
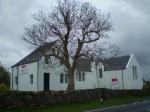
[124,0,150,15]
[85,0,150,80]
[110,0,150,80]
[0,0,52,67]
[0,0,56,67]
[0,0,150,80]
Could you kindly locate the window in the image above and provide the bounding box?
[30,74,33,84]
[60,74,68,84]
[99,68,102,78]
[132,66,137,80]
[77,72,85,82]
[15,76,18,85]
[65,74,68,83]
[45,56,51,64]
[60,74,64,84]
[78,72,81,81]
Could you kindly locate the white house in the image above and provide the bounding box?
[11,45,143,91]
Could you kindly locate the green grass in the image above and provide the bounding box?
[0,96,145,112]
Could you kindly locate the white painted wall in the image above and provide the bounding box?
[123,55,143,89]
[102,70,123,89]
[11,62,38,91]
[37,56,96,91]
[11,66,18,90]
[75,71,95,90]
[18,62,38,91]
[95,55,143,90]
[95,62,106,89]
[11,54,143,91]
[37,56,68,91]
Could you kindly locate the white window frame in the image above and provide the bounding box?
[99,68,102,78]
[76,72,85,82]
[45,56,51,64]
[60,74,68,84]
[30,74,33,84]
[132,66,137,80]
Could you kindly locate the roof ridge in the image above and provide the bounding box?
[11,41,57,67]
[11,47,39,67]
[104,55,130,60]
[103,55,131,71]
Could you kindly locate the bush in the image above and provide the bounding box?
[0,89,149,109]
[143,81,150,89]
[0,83,9,92]
[0,64,10,86]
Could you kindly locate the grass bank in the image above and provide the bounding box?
[0,96,146,112]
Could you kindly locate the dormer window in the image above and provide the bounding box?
[45,56,51,64]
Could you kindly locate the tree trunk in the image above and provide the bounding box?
[67,70,75,92]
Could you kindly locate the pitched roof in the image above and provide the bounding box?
[77,58,91,72]
[12,42,130,72]
[76,55,130,72]
[12,42,56,67]
[12,42,91,72]
[103,55,131,71]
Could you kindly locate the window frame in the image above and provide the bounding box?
[60,74,68,84]
[77,72,85,82]
[45,56,51,64]
[132,66,138,80]
[82,72,85,81]
[99,68,103,78]
[60,74,64,84]
[15,76,18,85]
[30,74,33,84]
[135,66,137,79]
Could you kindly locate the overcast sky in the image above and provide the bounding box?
[0,0,150,80]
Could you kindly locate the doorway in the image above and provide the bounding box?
[44,73,50,91]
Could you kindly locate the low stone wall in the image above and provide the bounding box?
[0,89,149,109]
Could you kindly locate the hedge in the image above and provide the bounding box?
[0,89,149,109]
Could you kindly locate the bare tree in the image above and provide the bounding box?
[93,40,121,59]
[23,0,115,92]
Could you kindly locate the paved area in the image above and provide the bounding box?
[86,99,150,112]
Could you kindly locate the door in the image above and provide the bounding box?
[44,73,50,91]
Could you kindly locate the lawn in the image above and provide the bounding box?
[0,96,145,112]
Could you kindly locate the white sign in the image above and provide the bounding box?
[20,64,28,74]
[112,78,119,84]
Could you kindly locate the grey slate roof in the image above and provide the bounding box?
[12,43,130,72]
[103,55,130,71]
[77,58,91,72]
[12,44,92,72]
[12,42,55,67]
[76,55,130,72]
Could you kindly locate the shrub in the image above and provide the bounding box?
[0,83,9,92]
[143,81,150,89]
[0,89,149,109]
